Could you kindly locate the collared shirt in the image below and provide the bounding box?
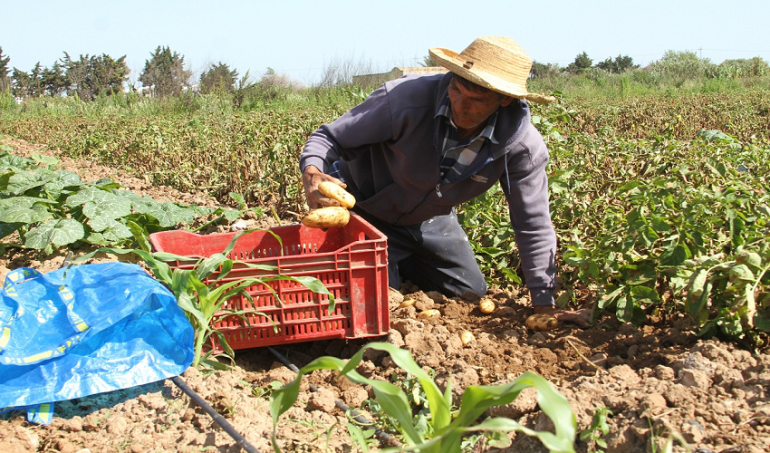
[436,98,499,184]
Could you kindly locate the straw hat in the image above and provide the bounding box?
[429,36,554,104]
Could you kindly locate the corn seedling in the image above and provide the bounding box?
[270,342,576,453]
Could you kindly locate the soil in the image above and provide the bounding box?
[1,138,769,453]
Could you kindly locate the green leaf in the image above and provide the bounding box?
[96,219,133,242]
[144,202,197,228]
[616,296,632,323]
[617,180,644,193]
[629,285,661,304]
[126,220,151,252]
[346,422,371,453]
[729,264,754,283]
[66,187,133,220]
[735,250,762,269]
[0,204,52,224]
[222,208,243,222]
[229,192,247,210]
[24,218,85,249]
[31,154,60,165]
[449,373,577,453]
[687,280,712,322]
[598,287,623,310]
[0,222,22,240]
[660,243,691,266]
[5,169,53,194]
[82,198,133,220]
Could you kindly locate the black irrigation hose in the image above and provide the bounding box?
[171,376,261,453]
[267,346,401,447]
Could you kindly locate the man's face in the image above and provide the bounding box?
[447,76,513,132]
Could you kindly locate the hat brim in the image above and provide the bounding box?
[429,47,554,104]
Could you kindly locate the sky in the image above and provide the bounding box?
[2,0,769,87]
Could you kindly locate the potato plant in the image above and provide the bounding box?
[2,86,768,346]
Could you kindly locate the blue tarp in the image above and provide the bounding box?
[0,262,194,423]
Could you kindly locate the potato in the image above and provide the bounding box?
[396,298,416,309]
[301,207,350,229]
[525,313,558,331]
[478,299,495,314]
[460,331,475,347]
[417,309,440,319]
[318,181,355,208]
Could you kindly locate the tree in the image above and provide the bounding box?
[720,57,769,77]
[596,55,638,73]
[139,46,192,97]
[11,68,30,97]
[652,50,716,80]
[566,52,593,74]
[60,53,129,100]
[200,62,238,94]
[0,47,10,93]
[420,55,439,67]
[28,62,44,96]
[530,60,561,79]
[259,67,291,89]
[42,61,67,96]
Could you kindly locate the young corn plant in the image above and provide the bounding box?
[270,342,576,453]
[73,229,335,368]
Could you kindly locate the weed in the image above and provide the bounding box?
[579,406,612,452]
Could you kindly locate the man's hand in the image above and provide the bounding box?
[302,165,348,209]
[533,305,591,328]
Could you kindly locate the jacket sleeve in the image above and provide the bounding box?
[300,86,394,173]
[503,123,558,306]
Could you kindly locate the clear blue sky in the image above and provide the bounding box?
[2,0,768,86]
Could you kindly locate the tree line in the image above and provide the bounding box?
[0,45,249,100]
[2,45,768,103]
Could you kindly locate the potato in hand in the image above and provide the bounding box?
[318,181,355,208]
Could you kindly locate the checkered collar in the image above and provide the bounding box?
[435,97,500,145]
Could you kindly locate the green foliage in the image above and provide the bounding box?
[0,47,10,93]
[718,57,770,78]
[420,56,439,67]
[60,52,129,100]
[531,61,562,79]
[567,52,593,74]
[596,55,638,74]
[200,62,238,94]
[579,407,612,452]
[11,63,45,97]
[41,61,67,97]
[140,46,193,97]
[651,50,717,85]
[0,148,240,255]
[270,342,577,453]
[1,74,769,348]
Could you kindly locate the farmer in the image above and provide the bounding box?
[301,36,589,326]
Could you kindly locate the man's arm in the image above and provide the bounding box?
[300,84,394,207]
[504,125,590,327]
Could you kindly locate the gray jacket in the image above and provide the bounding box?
[301,72,557,305]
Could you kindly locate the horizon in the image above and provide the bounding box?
[2,0,769,87]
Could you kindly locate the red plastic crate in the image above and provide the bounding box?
[148,212,389,352]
